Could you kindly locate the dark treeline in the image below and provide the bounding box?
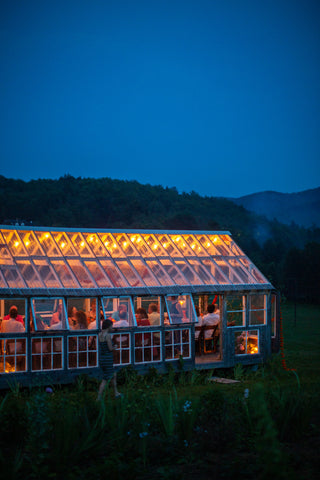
[1,175,319,303]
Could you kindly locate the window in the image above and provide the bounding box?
[165,329,191,360]
[134,296,161,326]
[249,295,266,325]
[31,336,63,371]
[1,338,27,373]
[226,295,246,327]
[134,331,161,363]
[31,298,67,331]
[67,297,100,330]
[68,335,98,369]
[271,294,277,337]
[102,297,134,327]
[112,332,131,366]
[235,330,259,355]
[165,295,196,324]
[0,298,26,331]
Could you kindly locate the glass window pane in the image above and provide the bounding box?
[115,233,138,256]
[115,260,144,287]
[0,270,7,288]
[165,295,195,324]
[174,260,202,285]
[188,259,217,284]
[67,297,98,330]
[0,263,26,288]
[31,298,67,331]
[129,234,153,256]
[15,260,44,288]
[84,260,113,288]
[169,235,194,256]
[195,235,220,256]
[1,299,26,332]
[160,259,188,285]
[51,260,80,288]
[68,232,94,257]
[235,330,259,355]
[239,257,268,284]
[2,230,27,256]
[20,231,44,256]
[52,232,77,256]
[33,259,62,288]
[227,258,254,284]
[83,233,109,257]
[134,296,161,325]
[221,234,244,256]
[142,234,167,256]
[99,233,125,257]
[130,259,160,286]
[102,297,134,327]
[67,259,97,288]
[36,232,62,256]
[0,232,13,261]
[183,234,208,256]
[201,259,229,284]
[156,234,181,257]
[226,295,246,327]
[99,260,128,287]
[207,235,230,256]
[145,260,174,286]
[249,295,266,325]
[214,258,232,282]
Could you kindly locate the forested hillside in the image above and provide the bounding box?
[1,175,319,302]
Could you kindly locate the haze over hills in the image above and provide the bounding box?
[230,187,320,228]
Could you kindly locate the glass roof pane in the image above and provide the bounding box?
[51,260,80,288]
[201,258,229,284]
[146,260,175,286]
[142,234,167,256]
[207,235,230,256]
[15,260,43,288]
[0,269,8,287]
[169,234,194,256]
[36,231,62,256]
[84,260,113,288]
[115,260,145,287]
[188,259,218,284]
[99,233,125,257]
[99,260,129,287]
[33,259,62,288]
[221,234,245,256]
[196,235,220,256]
[159,259,188,285]
[239,258,268,283]
[128,234,153,256]
[130,259,160,286]
[156,234,181,257]
[174,260,203,285]
[83,233,109,257]
[214,257,233,282]
[227,258,255,284]
[183,234,208,256]
[115,233,139,256]
[2,230,28,256]
[19,231,44,256]
[67,259,97,288]
[0,263,26,288]
[0,232,12,261]
[68,232,94,257]
[52,232,77,256]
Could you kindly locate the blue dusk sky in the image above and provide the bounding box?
[0,0,319,198]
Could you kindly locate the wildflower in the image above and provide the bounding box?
[244,388,249,399]
[183,400,192,413]
[45,387,53,394]
[139,431,148,438]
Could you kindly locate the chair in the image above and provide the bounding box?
[203,325,219,354]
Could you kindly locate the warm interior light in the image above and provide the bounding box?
[130,236,135,242]
[153,244,158,250]
[104,241,109,247]
[191,244,195,249]
[206,242,210,247]
[25,241,30,246]
[14,241,19,248]
[45,233,49,238]
[61,242,66,248]
[123,242,127,248]
[137,238,141,243]
[88,236,94,242]
[80,241,85,247]
[163,243,167,248]
[213,237,218,243]
[113,243,117,249]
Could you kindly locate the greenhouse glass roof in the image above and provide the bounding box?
[0,226,272,296]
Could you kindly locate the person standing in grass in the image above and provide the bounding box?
[97,319,122,400]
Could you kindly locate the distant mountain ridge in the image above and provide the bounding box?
[230,187,320,228]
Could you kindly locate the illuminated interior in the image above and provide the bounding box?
[0,227,269,291]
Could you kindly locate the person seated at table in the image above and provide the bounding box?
[199,304,220,339]
[73,310,88,330]
[135,307,150,326]
[51,303,64,327]
[148,303,160,326]
[113,304,130,328]
[1,307,25,333]
[68,306,78,328]
[3,305,24,326]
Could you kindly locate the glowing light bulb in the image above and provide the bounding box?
[45,233,49,238]
[61,242,66,248]
[153,244,158,250]
[123,242,127,247]
[206,242,210,247]
[80,242,85,247]
[89,236,94,242]
[14,241,19,248]
[191,244,195,249]
[25,241,30,246]
[104,241,109,247]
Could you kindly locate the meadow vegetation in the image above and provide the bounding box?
[0,301,319,479]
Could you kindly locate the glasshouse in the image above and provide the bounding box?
[0,226,279,388]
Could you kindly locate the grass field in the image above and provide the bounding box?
[0,301,319,479]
